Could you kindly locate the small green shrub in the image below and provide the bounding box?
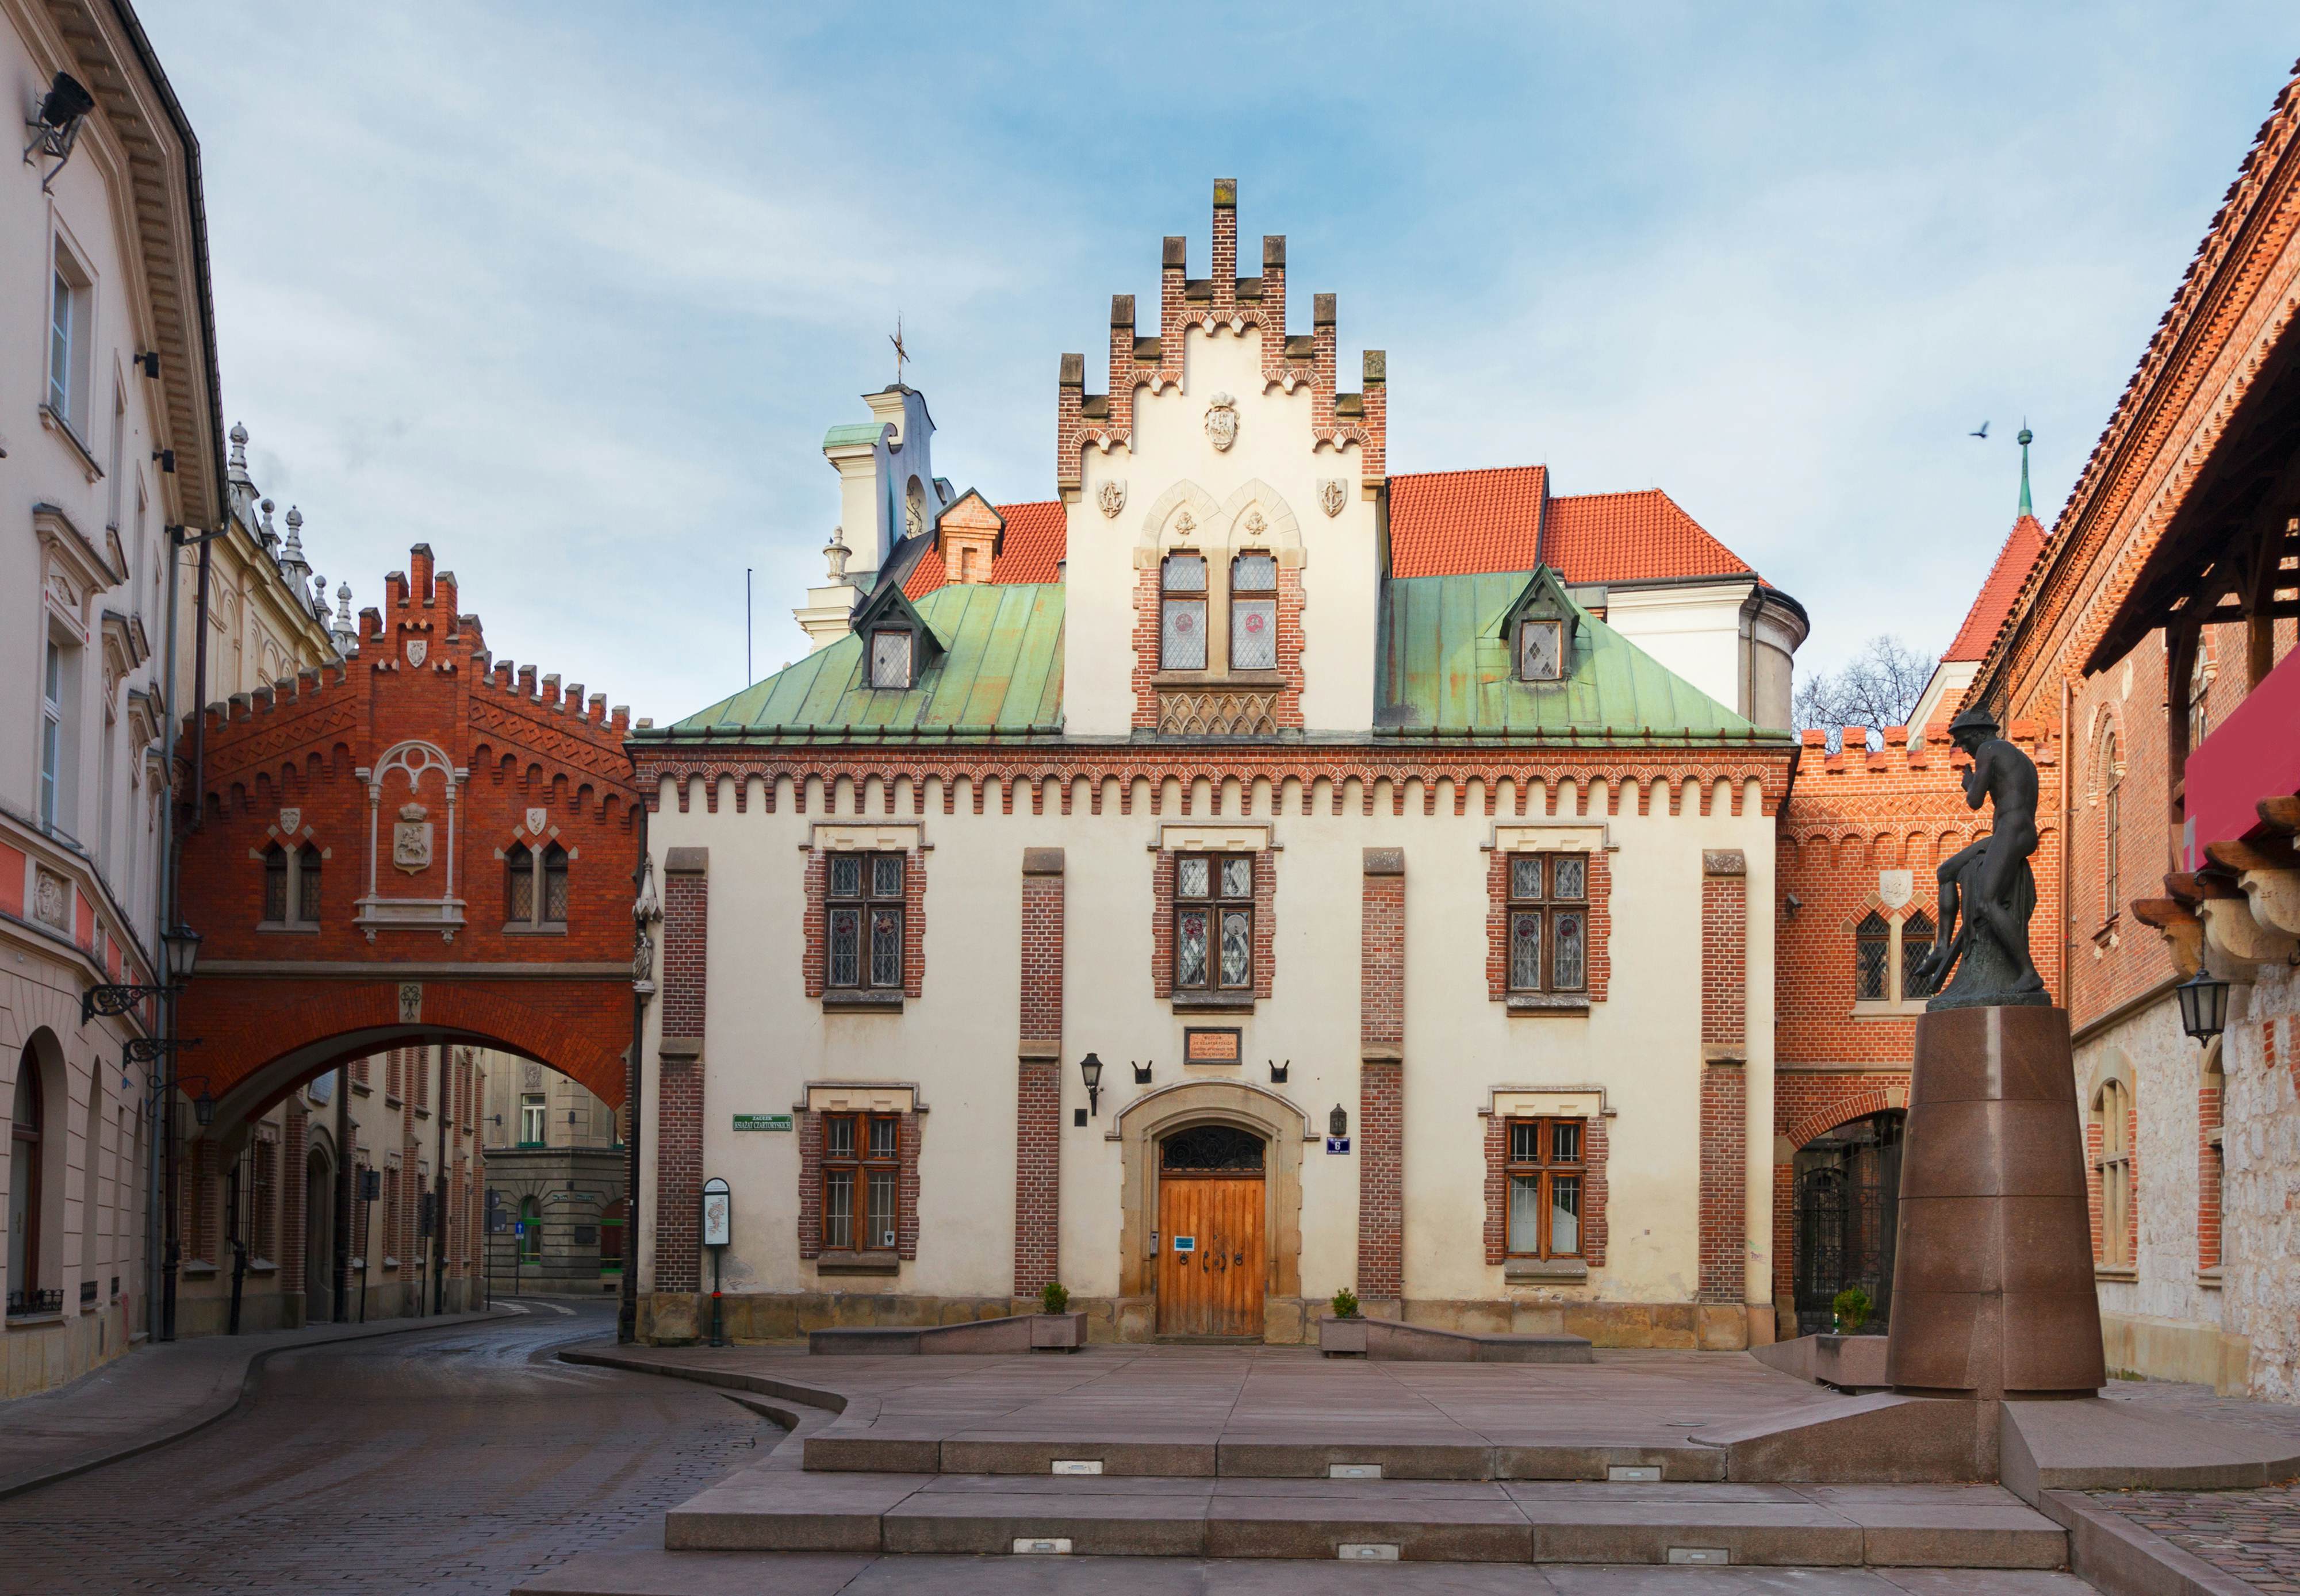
[1038,1281,1071,1315]
[1832,1285,1872,1334]
[1331,1287,1362,1320]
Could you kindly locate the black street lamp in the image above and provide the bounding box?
[82,922,202,1023]
[2176,969,2231,1044]
[1078,1053,1104,1117]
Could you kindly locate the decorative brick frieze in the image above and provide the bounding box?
[634,747,1795,824]
[1015,847,1064,1295]
[1486,846,1612,1004]
[656,847,708,1294]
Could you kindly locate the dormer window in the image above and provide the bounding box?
[1518,618,1563,681]
[870,629,913,689]
[1231,553,1277,670]
[1161,553,1207,669]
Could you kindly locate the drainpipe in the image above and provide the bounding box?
[332,1068,350,1322]
[434,1045,449,1313]
[152,527,182,1344]
[620,805,651,1345]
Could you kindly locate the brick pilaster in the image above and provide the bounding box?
[1015,847,1065,1296]
[1699,850,1748,1305]
[1359,848,1405,1299]
[656,846,708,1294]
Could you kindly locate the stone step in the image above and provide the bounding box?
[664,1471,2067,1568]
[804,1430,1724,1480]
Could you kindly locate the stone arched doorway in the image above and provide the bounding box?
[1791,1108,1905,1336]
[1113,1081,1309,1344]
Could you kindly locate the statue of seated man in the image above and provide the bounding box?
[1911,705,2047,1004]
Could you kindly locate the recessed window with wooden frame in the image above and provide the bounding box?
[261,841,322,928]
[826,851,906,993]
[1506,852,1588,995]
[821,1111,900,1253]
[1505,1117,1584,1260]
[1229,551,1278,670]
[1174,852,1254,995]
[504,841,569,931]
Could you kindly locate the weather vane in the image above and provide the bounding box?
[890,314,909,386]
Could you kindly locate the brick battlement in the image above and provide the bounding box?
[1789,722,2058,807]
[1057,179,1386,496]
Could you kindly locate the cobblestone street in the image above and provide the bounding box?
[0,1303,764,1596]
[2088,1483,2300,1595]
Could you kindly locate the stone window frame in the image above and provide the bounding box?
[259,838,324,929]
[1845,885,1935,1019]
[1151,824,1275,1012]
[1482,1088,1608,1278]
[2087,1062,2137,1276]
[1486,826,1611,1013]
[500,834,572,934]
[1129,482,1308,732]
[796,1084,924,1272]
[2093,719,2125,934]
[802,824,927,1009]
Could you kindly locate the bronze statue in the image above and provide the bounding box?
[1910,704,2050,1008]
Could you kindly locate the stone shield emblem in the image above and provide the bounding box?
[1318,478,1348,517]
[1204,392,1239,452]
[1097,479,1127,518]
[278,808,302,835]
[405,638,428,668]
[526,807,547,836]
[393,804,433,874]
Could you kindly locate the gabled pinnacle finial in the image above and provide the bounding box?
[2017,421,2034,519]
[228,420,248,467]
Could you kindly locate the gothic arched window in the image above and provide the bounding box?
[1899,912,1934,1000]
[2101,730,2122,924]
[1230,553,1278,670]
[1160,553,1207,670]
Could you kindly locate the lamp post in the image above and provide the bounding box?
[701,1176,731,1348]
[2176,969,2231,1045]
[90,922,203,1341]
[1078,1053,1104,1118]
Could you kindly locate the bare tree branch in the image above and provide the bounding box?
[1794,635,1938,751]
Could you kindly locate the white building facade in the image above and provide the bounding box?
[631,186,1804,1348]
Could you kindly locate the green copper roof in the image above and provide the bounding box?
[1376,570,1781,740]
[667,583,1064,739]
[823,421,887,449]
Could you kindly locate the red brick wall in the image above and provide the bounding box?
[1485,847,1611,1003]
[655,849,707,1294]
[2198,1062,2223,1271]
[1359,848,1405,1298]
[1769,1074,1907,1303]
[1700,851,1747,1305]
[1014,848,1064,1295]
[282,1104,307,1299]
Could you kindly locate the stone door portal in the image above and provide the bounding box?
[1155,1125,1267,1338]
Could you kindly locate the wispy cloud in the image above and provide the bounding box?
[141,1,2300,715]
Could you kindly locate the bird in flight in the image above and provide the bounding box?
[1969,421,1990,439]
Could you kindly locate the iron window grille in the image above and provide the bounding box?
[1230,553,1278,670]
[1505,1117,1584,1259]
[1161,553,1208,670]
[826,852,906,992]
[1175,853,1254,993]
[1505,852,1588,994]
[822,1111,900,1252]
[263,842,322,926]
[1854,911,1891,1002]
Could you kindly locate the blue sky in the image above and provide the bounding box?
[140,3,2299,722]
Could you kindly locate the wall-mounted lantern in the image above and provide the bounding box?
[1079,1053,1104,1117]
[1329,1104,1348,1139]
[2176,969,2230,1045]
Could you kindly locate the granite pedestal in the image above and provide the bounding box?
[1886,1005,2105,1399]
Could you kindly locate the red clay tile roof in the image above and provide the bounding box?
[904,501,1067,598]
[1385,467,1755,584]
[1544,490,1754,584]
[1942,513,2046,662]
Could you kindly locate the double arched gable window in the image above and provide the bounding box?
[1160,548,1282,675]
[1854,908,1934,1007]
[505,842,569,929]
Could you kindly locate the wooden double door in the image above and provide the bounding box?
[1154,1125,1267,1339]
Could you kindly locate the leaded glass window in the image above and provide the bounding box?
[264,844,289,922]
[1231,553,1278,670]
[1855,912,1890,1002]
[1505,1117,1585,1258]
[1506,851,1588,993]
[1174,851,1254,993]
[826,851,905,991]
[1899,912,1934,1002]
[542,844,568,922]
[1161,553,1207,670]
[871,629,912,689]
[821,1111,899,1253]
[507,843,534,922]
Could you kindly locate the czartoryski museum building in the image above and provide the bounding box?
[628,183,1814,1349]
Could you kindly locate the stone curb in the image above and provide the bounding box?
[2037,1488,2263,1596]
[0,1307,512,1502]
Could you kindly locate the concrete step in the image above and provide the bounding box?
[662,1471,2067,1568]
[803,1430,1726,1480]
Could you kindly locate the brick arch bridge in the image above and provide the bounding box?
[176,544,643,1125]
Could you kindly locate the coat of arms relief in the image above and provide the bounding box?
[1204,393,1239,452]
[1318,478,1348,517]
[1097,479,1126,518]
[393,804,434,873]
[405,638,428,668]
